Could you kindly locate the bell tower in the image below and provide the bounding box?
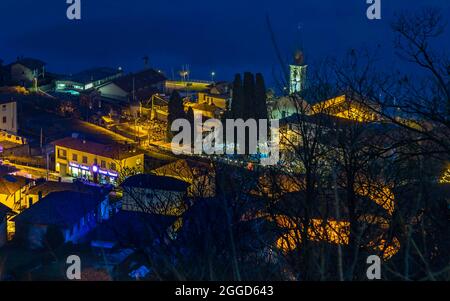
[289,50,307,95]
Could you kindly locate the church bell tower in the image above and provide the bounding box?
[289,50,307,95]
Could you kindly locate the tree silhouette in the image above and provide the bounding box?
[230,74,244,120]
[167,91,186,140]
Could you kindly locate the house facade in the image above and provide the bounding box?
[152,159,216,198]
[13,190,110,249]
[53,137,144,185]
[0,95,18,134]
[0,203,12,248]
[0,175,32,211]
[121,174,189,216]
[8,58,46,87]
[55,67,123,95]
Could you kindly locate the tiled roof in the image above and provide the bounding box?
[112,69,166,93]
[88,211,176,248]
[13,191,104,227]
[27,181,104,198]
[52,137,142,160]
[0,175,30,196]
[12,58,45,70]
[121,174,189,192]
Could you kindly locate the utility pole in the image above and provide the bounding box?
[40,128,43,149]
[46,151,49,181]
[132,76,135,104]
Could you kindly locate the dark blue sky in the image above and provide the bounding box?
[1,0,449,88]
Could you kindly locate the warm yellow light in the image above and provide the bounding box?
[311,95,346,113]
[272,215,350,252]
[439,167,450,184]
[335,107,376,122]
[356,182,395,215]
[368,236,401,260]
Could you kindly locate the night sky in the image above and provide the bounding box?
[1,0,449,88]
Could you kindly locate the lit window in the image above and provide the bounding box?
[58,149,67,159]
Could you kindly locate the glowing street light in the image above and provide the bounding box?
[211,71,216,82]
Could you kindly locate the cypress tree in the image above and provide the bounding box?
[186,106,195,147]
[167,90,186,140]
[255,73,268,144]
[242,72,256,154]
[243,72,255,120]
[230,74,244,120]
[255,73,268,121]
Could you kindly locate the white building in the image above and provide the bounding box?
[0,95,18,134]
[8,58,46,88]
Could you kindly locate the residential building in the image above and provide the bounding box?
[152,159,216,198]
[310,94,381,122]
[165,80,212,94]
[121,174,189,216]
[53,137,144,185]
[89,210,176,250]
[184,101,223,119]
[97,68,166,103]
[197,92,229,110]
[55,67,123,95]
[7,58,46,87]
[0,203,12,248]
[13,190,110,249]
[0,175,32,211]
[0,95,18,134]
[22,180,106,209]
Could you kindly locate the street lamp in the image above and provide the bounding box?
[211,72,216,83]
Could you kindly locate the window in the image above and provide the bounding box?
[58,149,67,159]
[82,156,88,164]
[2,117,6,124]
[110,162,117,171]
[2,105,6,111]
[101,160,106,168]
[94,158,98,165]
[72,154,78,161]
